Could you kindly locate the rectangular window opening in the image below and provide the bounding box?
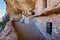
[43,0,47,9]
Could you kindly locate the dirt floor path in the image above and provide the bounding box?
[13,21,46,40]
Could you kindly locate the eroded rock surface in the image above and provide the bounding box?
[0,21,17,40]
[5,0,37,20]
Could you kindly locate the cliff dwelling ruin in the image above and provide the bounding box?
[0,0,60,40]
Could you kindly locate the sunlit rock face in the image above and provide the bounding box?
[5,0,37,20]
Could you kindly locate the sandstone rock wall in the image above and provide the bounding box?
[0,21,17,40]
[35,0,60,15]
[5,0,37,20]
[47,0,60,7]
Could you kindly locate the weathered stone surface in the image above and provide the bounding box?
[0,21,17,40]
[5,0,37,20]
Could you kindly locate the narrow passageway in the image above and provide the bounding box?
[12,21,46,40]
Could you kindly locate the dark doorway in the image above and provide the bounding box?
[46,22,52,35]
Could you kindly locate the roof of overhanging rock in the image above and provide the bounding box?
[4,0,37,19]
[5,0,37,11]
